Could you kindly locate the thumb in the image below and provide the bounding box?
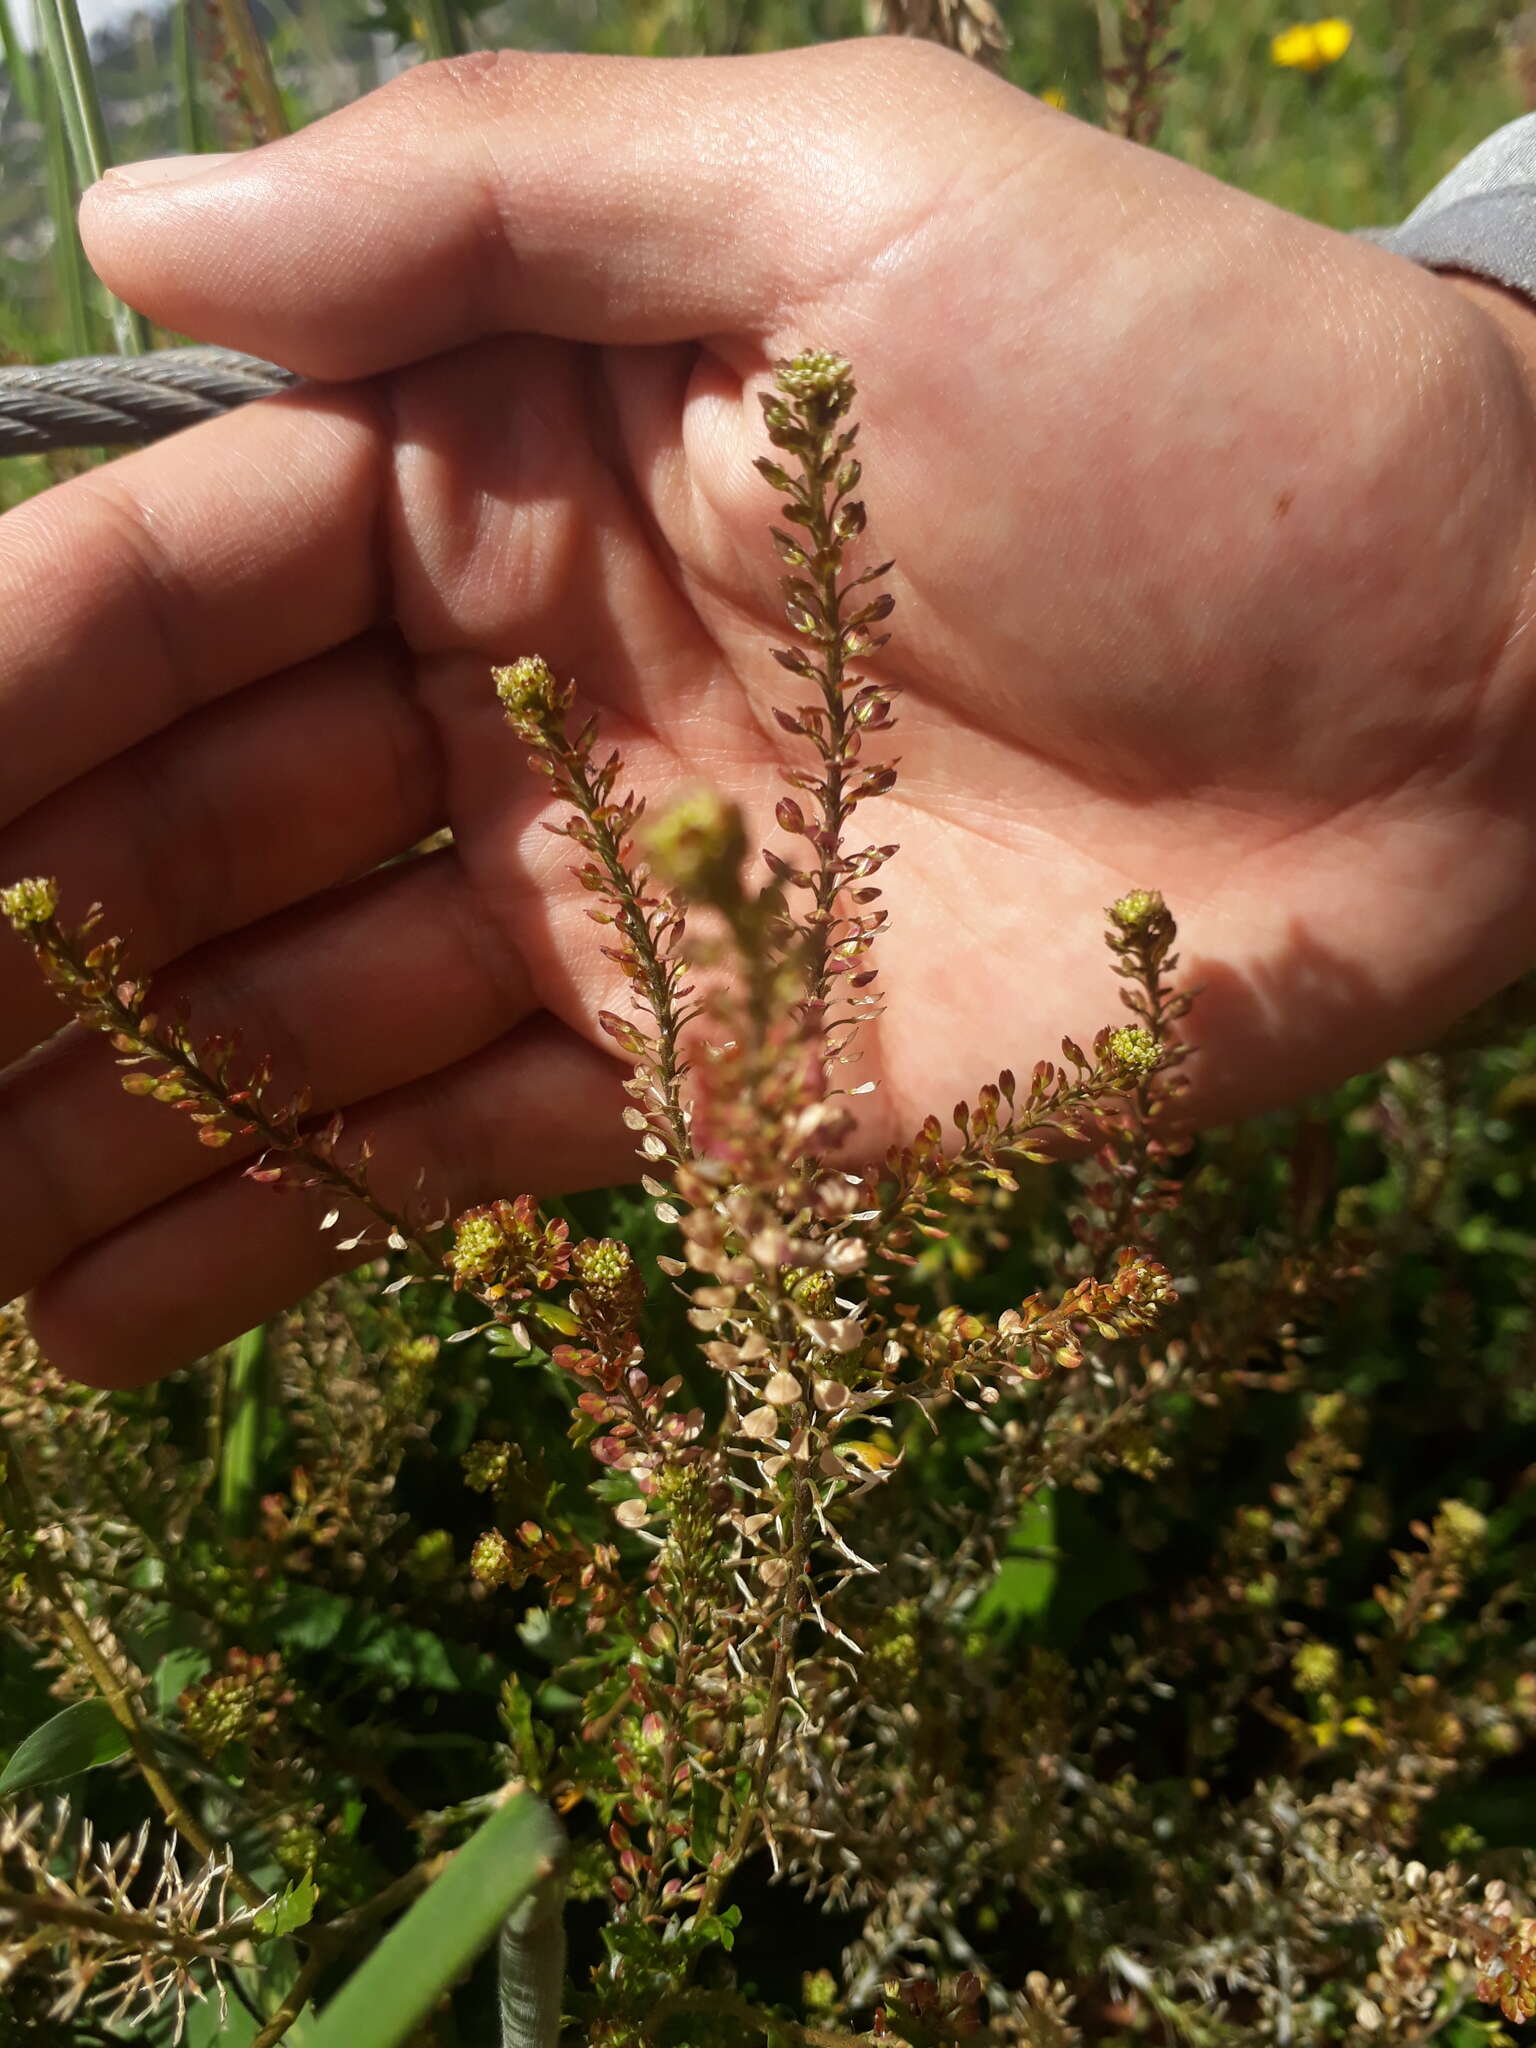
[78,39,980,381]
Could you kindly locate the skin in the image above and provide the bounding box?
[1,37,1535,1382]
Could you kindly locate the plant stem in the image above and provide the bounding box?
[560,743,693,1163]
[414,0,461,59]
[698,1458,809,1920]
[31,0,150,354]
[0,1882,227,1957]
[219,1324,267,1538]
[208,0,288,141]
[0,0,39,120]
[173,0,201,155]
[251,1947,330,2048]
[32,912,435,1266]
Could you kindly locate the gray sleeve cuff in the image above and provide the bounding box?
[1360,112,1536,306]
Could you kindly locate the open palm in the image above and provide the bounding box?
[3,37,1535,1379]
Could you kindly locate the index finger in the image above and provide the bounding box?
[0,381,387,825]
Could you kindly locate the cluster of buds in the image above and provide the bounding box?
[1103,1024,1164,1082]
[571,1238,647,1353]
[491,655,574,746]
[446,1195,572,1302]
[178,1649,292,1759]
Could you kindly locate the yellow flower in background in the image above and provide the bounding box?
[1040,86,1068,110]
[1270,17,1353,73]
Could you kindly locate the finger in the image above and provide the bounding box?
[0,383,386,823]
[77,39,985,379]
[28,1017,631,1385]
[0,846,533,1304]
[0,630,440,1065]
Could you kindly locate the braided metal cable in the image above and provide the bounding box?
[0,347,296,456]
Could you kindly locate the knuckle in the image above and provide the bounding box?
[381,45,546,119]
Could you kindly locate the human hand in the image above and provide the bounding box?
[3,37,1534,1379]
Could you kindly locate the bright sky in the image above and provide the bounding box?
[14,0,169,49]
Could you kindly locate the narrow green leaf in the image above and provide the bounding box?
[32,0,150,354]
[38,62,94,358]
[219,1323,267,1538]
[0,1698,130,1798]
[303,1794,563,2048]
[0,0,39,121]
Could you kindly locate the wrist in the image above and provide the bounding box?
[1442,270,1536,409]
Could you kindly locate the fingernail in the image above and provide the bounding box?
[101,151,244,192]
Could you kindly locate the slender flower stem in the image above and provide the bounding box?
[24,910,435,1266]
[0,1883,230,1957]
[250,1947,330,2047]
[414,0,462,58]
[558,741,693,1163]
[208,0,288,141]
[173,0,201,155]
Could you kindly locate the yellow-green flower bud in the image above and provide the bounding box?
[1433,1498,1488,1566]
[0,877,58,929]
[1292,1641,1341,1696]
[405,1529,455,1585]
[470,1528,520,1589]
[787,1268,838,1318]
[492,655,568,742]
[644,789,747,907]
[449,1209,506,1285]
[1109,888,1164,932]
[463,1441,513,1494]
[575,1238,635,1303]
[274,1823,324,1874]
[1105,1026,1162,1079]
[775,350,854,409]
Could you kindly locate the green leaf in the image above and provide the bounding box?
[0,1698,130,1798]
[152,1646,212,1715]
[254,1873,319,1941]
[303,1794,563,2048]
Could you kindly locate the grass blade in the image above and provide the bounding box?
[173,0,201,155]
[32,0,150,354]
[303,1793,564,2048]
[38,60,94,356]
[0,0,39,121]
[219,1323,267,1538]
